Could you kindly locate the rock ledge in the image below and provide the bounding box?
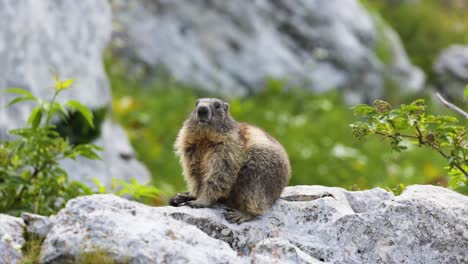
[2,185,467,264]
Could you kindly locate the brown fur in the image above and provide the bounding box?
[171,98,291,223]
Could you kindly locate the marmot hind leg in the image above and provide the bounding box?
[223,208,256,224]
[169,192,195,206]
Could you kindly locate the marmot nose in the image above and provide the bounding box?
[197,106,209,117]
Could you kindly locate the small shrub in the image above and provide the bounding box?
[0,76,101,215]
[351,99,467,194]
[0,75,162,215]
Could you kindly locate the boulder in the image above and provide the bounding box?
[433,45,468,100]
[0,214,25,264]
[37,185,467,263]
[110,0,424,104]
[22,213,54,240]
[381,25,425,94]
[0,0,150,187]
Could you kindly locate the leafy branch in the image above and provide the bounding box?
[351,98,467,194]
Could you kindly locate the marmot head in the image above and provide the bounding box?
[186,98,236,134]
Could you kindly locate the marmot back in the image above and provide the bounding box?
[171,98,291,224]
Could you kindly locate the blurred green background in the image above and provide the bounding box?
[105,0,468,198]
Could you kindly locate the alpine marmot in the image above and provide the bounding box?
[170,98,291,223]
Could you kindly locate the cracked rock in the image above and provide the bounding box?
[39,185,467,263]
[0,214,25,264]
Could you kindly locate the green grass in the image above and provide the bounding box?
[19,235,43,264]
[19,235,122,264]
[107,61,458,200]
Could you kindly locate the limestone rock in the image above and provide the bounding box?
[0,214,25,264]
[39,185,468,263]
[40,195,245,264]
[111,0,424,104]
[433,45,468,100]
[22,213,53,240]
[0,0,150,188]
[0,0,111,131]
[381,25,425,94]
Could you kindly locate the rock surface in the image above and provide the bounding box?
[0,0,150,187]
[36,185,467,264]
[111,0,424,104]
[22,213,53,240]
[0,0,111,129]
[433,45,468,100]
[0,214,25,264]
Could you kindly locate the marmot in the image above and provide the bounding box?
[170,98,291,224]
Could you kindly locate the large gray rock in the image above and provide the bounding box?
[0,214,25,264]
[434,45,468,100]
[381,24,425,94]
[37,185,467,263]
[111,0,424,104]
[40,196,245,264]
[0,0,150,187]
[0,0,111,129]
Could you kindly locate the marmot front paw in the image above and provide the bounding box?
[180,199,211,208]
[169,192,195,207]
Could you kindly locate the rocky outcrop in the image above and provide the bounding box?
[16,185,466,264]
[111,0,424,104]
[0,215,25,264]
[0,0,150,187]
[433,45,468,100]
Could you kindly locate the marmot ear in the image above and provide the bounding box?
[223,102,230,112]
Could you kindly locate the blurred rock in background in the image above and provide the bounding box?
[110,0,424,104]
[0,0,150,187]
[433,45,468,101]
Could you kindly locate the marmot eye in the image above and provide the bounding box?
[214,103,221,109]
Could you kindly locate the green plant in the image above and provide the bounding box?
[351,99,467,194]
[94,178,161,205]
[0,76,100,216]
[19,234,44,264]
[77,249,122,264]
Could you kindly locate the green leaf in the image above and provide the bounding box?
[3,88,33,97]
[92,178,107,194]
[27,107,43,129]
[69,144,103,160]
[66,100,94,128]
[464,84,468,100]
[68,181,93,195]
[352,104,376,116]
[7,96,36,107]
[56,78,75,91]
[440,116,458,123]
